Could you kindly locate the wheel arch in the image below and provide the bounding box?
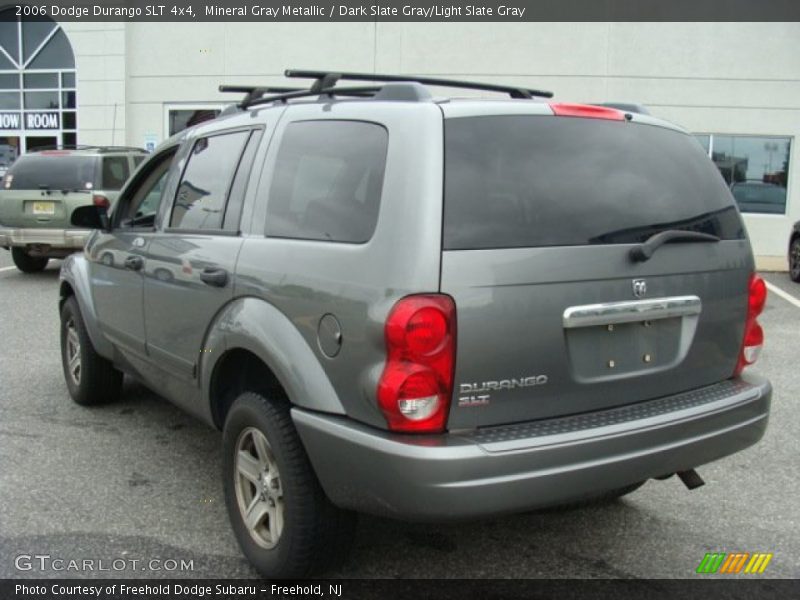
[201,296,346,430]
[58,254,114,358]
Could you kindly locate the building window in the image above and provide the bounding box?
[166,107,222,137]
[696,134,791,215]
[0,9,77,157]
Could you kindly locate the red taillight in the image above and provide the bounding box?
[92,194,110,209]
[748,276,767,315]
[377,295,456,433]
[734,274,767,376]
[549,103,625,121]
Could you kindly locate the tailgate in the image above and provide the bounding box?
[442,243,751,429]
[0,190,87,228]
[440,112,752,429]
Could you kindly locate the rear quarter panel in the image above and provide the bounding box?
[233,101,445,429]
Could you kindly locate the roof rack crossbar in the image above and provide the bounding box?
[219,85,305,107]
[242,85,382,109]
[284,69,553,99]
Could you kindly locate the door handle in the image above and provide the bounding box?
[124,255,144,271]
[200,267,228,287]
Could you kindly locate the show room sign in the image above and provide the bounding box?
[0,112,60,130]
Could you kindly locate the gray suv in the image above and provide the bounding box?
[58,70,772,578]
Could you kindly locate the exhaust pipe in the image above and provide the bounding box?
[677,469,705,490]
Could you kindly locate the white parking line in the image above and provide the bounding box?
[765,281,800,309]
[0,266,16,273]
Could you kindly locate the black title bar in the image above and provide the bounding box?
[1,0,800,22]
[3,579,800,600]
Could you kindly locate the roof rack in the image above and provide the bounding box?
[31,144,147,154]
[219,85,305,107]
[285,69,554,99]
[242,86,383,109]
[218,70,555,112]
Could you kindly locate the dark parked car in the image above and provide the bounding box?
[58,70,771,578]
[790,221,800,282]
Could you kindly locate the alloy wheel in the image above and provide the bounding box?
[234,427,285,549]
[65,318,81,385]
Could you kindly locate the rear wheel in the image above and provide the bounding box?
[60,296,123,405]
[11,247,48,273]
[222,391,355,578]
[790,237,800,282]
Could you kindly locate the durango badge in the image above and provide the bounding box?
[458,375,548,407]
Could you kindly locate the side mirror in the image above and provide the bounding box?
[71,205,111,232]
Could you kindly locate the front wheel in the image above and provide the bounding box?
[11,247,48,273]
[222,392,355,578]
[790,237,800,282]
[60,296,123,405]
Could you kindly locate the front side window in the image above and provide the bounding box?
[170,131,250,231]
[117,151,175,229]
[265,120,388,243]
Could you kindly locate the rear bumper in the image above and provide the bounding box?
[293,375,771,520]
[0,226,90,250]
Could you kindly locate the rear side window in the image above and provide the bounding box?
[265,120,388,243]
[443,116,745,250]
[170,130,250,230]
[4,154,97,191]
[101,156,130,190]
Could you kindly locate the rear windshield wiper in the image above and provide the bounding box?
[629,229,720,262]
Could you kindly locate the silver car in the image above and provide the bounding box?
[58,70,771,578]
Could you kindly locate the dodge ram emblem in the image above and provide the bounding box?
[632,279,647,298]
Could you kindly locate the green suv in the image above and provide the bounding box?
[0,146,147,272]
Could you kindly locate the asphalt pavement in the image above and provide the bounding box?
[0,251,798,579]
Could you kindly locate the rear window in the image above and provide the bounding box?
[3,154,97,191]
[443,116,745,250]
[265,120,388,243]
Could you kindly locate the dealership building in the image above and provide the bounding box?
[0,15,797,269]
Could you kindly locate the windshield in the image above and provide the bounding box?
[3,154,98,191]
[443,116,745,250]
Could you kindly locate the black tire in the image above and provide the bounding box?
[60,296,123,406]
[790,237,800,283]
[222,391,355,578]
[11,247,48,273]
